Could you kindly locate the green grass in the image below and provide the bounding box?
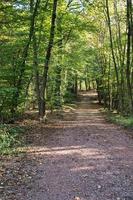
[0,124,25,155]
[107,112,133,129]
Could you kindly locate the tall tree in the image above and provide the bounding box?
[39,0,58,120]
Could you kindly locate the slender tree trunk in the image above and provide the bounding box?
[11,0,40,114]
[53,16,63,109]
[79,80,82,91]
[126,0,133,112]
[32,31,42,115]
[113,0,127,112]
[96,79,102,104]
[39,0,58,120]
[105,0,119,106]
[32,0,49,116]
[75,73,78,96]
[85,78,88,91]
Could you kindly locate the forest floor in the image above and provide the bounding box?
[0,91,133,200]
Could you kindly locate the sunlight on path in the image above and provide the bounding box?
[1,92,133,200]
[22,92,133,200]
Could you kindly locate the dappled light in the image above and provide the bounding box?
[1,91,133,200]
[1,0,133,199]
[11,91,132,200]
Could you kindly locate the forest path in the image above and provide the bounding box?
[1,91,133,200]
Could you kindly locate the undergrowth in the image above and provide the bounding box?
[0,124,25,155]
[107,112,133,129]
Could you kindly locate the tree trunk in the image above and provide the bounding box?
[126,0,133,112]
[105,0,119,108]
[11,0,40,115]
[39,0,58,120]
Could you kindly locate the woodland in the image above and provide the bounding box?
[0,1,133,199]
[0,0,133,121]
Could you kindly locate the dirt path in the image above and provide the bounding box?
[1,92,133,200]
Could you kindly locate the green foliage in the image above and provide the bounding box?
[0,125,24,155]
[0,87,17,120]
[107,113,133,129]
[0,0,132,120]
[63,90,77,103]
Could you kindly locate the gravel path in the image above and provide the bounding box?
[1,92,133,200]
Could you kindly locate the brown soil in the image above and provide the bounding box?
[0,91,133,200]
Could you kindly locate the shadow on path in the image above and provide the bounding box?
[1,91,133,200]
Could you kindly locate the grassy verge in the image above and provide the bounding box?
[106,112,133,129]
[0,124,25,155]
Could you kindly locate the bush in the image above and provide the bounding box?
[0,125,24,155]
[107,113,133,129]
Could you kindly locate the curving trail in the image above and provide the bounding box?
[1,92,133,200]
